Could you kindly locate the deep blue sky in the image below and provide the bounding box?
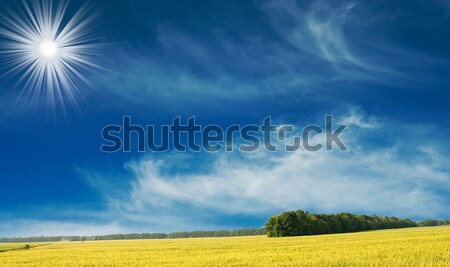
[0,0,449,236]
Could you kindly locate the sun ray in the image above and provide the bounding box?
[0,0,101,110]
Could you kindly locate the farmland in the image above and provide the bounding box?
[0,227,449,267]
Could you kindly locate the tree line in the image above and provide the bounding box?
[0,228,266,243]
[418,219,450,227]
[265,210,419,237]
[1,213,447,242]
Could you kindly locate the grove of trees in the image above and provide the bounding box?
[265,210,419,237]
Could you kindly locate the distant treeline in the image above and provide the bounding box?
[418,219,450,227]
[1,214,448,243]
[266,210,419,237]
[0,228,265,243]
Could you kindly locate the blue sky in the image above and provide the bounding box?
[0,0,450,236]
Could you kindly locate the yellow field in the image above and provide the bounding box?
[1,227,449,267]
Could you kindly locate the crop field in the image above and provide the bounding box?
[0,227,449,267]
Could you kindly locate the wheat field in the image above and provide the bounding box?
[0,227,449,267]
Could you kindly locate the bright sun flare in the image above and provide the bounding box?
[39,40,59,59]
[0,0,101,108]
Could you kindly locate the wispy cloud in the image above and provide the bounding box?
[339,106,379,129]
[262,0,402,81]
[76,109,450,232]
[96,0,449,111]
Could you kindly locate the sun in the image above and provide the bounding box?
[39,39,59,59]
[0,0,102,109]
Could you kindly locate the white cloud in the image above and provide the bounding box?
[339,107,379,129]
[95,110,450,229]
[121,146,448,217]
